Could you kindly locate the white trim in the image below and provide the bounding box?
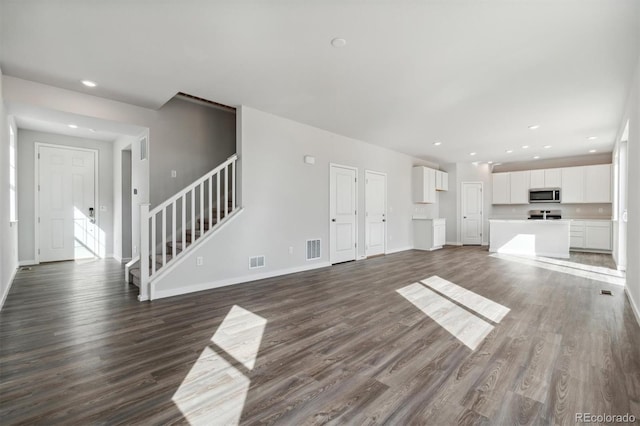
[385,246,412,255]
[34,143,100,263]
[329,163,359,264]
[446,241,463,246]
[364,169,387,258]
[625,287,640,327]
[18,260,37,266]
[148,208,244,300]
[153,261,331,300]
[0,267,18,311]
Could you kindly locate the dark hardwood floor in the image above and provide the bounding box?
[1,247,639,425]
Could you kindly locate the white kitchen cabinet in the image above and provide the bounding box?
[413,166,437,203]
[530,168,561,189]
[492,172,511,204]
[584,220,612,250]
[561,167,585,203]
[413,218,446,251]
[545,168,562,188]
[570,220,611,251]
[435,170,449,191]
[510,171,530,204]
[584,164,611,203]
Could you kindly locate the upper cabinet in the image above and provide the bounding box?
[492,172,511,204]
[435,170,449,191]
[413,166,448,203]
[584,164,611,203]
[560,167,584,203]
[493,163,611,205]
[493,171,529,205]
[510,171,530,204]
[530,168,561,189]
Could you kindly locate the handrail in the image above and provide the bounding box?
[138,154,238,300]
[148,154,238,217]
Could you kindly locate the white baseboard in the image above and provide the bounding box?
[113,254,122,263]
[625,287,640,327]
[152,261,331,300]
[18,260,37,266]
[0,267,18,311]
[446,241,462,246]
[385,246,412,255]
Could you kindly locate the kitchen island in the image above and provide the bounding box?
[489,219,571,258]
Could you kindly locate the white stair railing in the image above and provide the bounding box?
[138,154,238,297]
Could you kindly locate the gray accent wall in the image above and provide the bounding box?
[154,106,435,297]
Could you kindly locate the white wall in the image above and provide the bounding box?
[616,57,640,324]
[153,106,435,298]
[17,130,114,262]
[0,68,19,309]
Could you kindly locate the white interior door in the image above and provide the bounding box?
[365,170,386,257]
[39,145,97,262]
[461,182,483,245]
[330,164,357,264]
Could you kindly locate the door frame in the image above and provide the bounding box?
[329,163,359,264]
[34,142,100,264]
[365,169,387,257]
[460,181,484,246]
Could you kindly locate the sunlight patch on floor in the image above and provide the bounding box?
[397,282,495,350]
[490,253,626,286]
[172,305,267,425]
[420,276,510,323]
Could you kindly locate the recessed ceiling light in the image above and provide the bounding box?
[331,38,347,48]
[81,80,97,87]
[89,128,96,133]
[506,149,513,153]
[68,124,78,129]
[528,124,540,130]
[544,145,552,149]
[522,145,529,149]
[469,152,476,156]
[587,136,598,140]
[589,149,597,153]
[533,155,540,159]
[433,141,442,146]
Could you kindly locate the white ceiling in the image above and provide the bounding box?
[1,0,639,164]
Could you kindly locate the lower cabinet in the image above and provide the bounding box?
[413,218,446,251]
[570,220,611,251]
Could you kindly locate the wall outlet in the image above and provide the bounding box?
[196,256,203,266]
[288,246,294,254]
[133,245,137,254]
[171,170,177,178]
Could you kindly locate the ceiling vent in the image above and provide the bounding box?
[306,239,321,261]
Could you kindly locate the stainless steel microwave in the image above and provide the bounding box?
[529,188,561,203]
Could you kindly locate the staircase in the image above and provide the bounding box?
[127,154,239,300]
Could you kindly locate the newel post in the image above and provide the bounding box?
[139,203,151,301]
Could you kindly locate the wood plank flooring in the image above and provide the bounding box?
[1,247,639,425]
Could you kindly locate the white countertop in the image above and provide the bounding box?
[489,219,572,223]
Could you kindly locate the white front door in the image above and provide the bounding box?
[330,164,357,264]
[38,145,97,262]
[365,170,386,257]
[461,182,483,245]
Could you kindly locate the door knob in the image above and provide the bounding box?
[382,219,386,222]
[89,207,96,224]
[331,218,336,222]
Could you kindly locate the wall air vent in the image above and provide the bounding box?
[249,255,265,269]
[306,239,321,261]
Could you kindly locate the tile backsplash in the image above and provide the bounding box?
[491,203,612,219]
